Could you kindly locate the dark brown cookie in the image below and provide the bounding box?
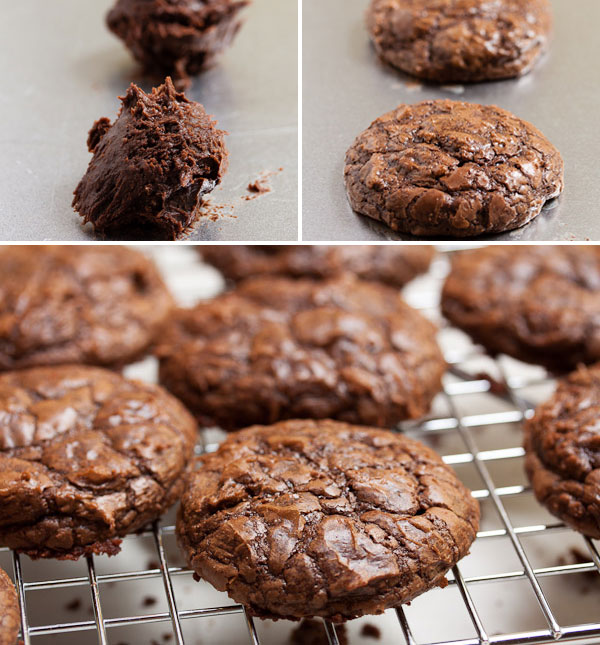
[0,365,197,559]
[0,567,19,645]
[367,0,553,83]
[200,245,435,287]
[344,100,564,237]
[157,275,446,430]
[73,78,227,240]
[441,246,600,372]
[0,245,173,371]
[177,419,480,621]
[524,364,600,538]
[107,0,249,89]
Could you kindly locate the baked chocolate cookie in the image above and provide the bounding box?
[344,100,564,237]
[73,78,227,240]
[0,567,19,645]
[0,365,197,559]
[441,246,600,372]
[367,0,553,83]
[525,364,600,538]
[107,0,249,89]
[157,275,446,430]
[0,245,173,371]
[200,245,435,287]
[177,419,480,621]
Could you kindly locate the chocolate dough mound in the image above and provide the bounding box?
[0,245,173,370]
[525,364,600,538]
[344,100,564,237]
[367,0,553,83]
[177,419,480,621]
[107,0,250,88]
[0,365,197,559]
[157,274,446,430]
[0,567,19,645]
[73,78,227,240]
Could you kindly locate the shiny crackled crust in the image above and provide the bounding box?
[0,246,174,371]
[441,246,600,372]
[157,275,446,430]
[0,365,197,559]
[367,0,553,83]
[525,365,600,538]
[177,420,480,621]
[344,100,564,237]
[0,567,19,645]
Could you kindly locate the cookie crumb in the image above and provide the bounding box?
[65,598,82,612]
[361,623,382,640]
[143,596,158,607]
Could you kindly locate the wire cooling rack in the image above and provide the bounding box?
[1,247,599,645]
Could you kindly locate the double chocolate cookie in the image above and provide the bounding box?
[525,364,600,538]
[177,419,480,621]
[0,365,197,559]
[441,246,600,372]
[0,245,173,371]
[73,78,227,240]
[200,245,435,287]
[344,100,564,237]
[157,275,446,430]
[367,0,553,83]
[0,567,19,645]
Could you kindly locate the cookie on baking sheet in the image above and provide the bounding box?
[0,567,19,645]
[441,246,600,372]
[177,419,480,621]
[0,245,173,370]
[200,245,435,287]
[157,275,446,430]
[366,0,553,83]
[525,364,600,538]
[344,100,564,237]
[0,365,197,559]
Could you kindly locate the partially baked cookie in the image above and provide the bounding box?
[73,78,227,240]
[200,245,435,287]
[525,364,600,538]
[367,0,553,83]
[0,365,197,559]
[344,100,564,237]
[0,246,173,371]
[177,419,480,621]
[441,246,600,372]
[0,567,19,645]
[157,275,446,430]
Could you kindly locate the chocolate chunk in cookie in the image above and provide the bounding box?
[344,100,563,237]
[0,567,20,645]
[0,365,197,559]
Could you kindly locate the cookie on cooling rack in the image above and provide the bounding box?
[0,245,173,370]
[157,275,446,430]
[441,246,600,372]
[525,364,600,539]
[199,245,435,288]
[177,419,480,622]
[0,365,197,559]
[0,567,19,645]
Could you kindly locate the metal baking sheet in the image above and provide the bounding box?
[0,0,298,241]
[302,0,599,242]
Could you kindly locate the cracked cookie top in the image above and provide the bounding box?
[0,567,19,645]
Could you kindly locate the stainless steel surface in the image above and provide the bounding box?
[302,0,600,241]
[1,245,598,644]
[0,0,298,241]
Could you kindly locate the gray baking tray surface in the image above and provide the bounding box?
[302,0,599,241]
[0,0,298,241]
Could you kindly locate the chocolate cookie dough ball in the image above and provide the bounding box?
[73,78,227,240]
[367,0,553,83]
[107,0,250,88]
[177,419,480,621]
[0,567,19,645]
[344,100,564,237]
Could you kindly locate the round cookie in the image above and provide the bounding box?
[0,567,19,645]
[441,246,600,372]
[0,365,197,559]
[344,100,564,237]
[177,419,480,621]
[0,245,173,370]
[524,364,600,538]
[200,245,435,287]
[367,0,553,83]
[157,275,446,430]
